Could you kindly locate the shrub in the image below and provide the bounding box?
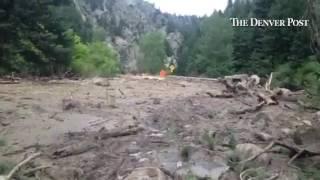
[299,167,320,180]
[0,161,15,175]
[200,130,216,151]
[274,59,320,107]
[70,32,120,77]
[273,63,297,89]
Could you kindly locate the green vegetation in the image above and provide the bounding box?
[138,32,167,74]
[274,59,320,106]
[295,157,320,179]
[299,167,320,180]
[69,31,119,77]
[186,12,234,77]
[200,130,216,151]
[227,129,237,150]
[0,161,15,175]
[0,0,75,76]
[0,0,119,77]
[185,172,198,180]
[175,0,320,106]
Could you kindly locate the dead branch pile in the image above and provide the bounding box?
[240,140,320,168]
[0,74,21,84]
[207,73,304,114]
[0,153,44,180]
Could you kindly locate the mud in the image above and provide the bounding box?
[0,75,319,180]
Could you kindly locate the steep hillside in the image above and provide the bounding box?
[75,0,200,72]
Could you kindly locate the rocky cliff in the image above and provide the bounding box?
[75,0,200,72]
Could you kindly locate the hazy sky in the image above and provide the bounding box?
[145,0,228,16]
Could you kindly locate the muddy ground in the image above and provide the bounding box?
[0,75,320,180]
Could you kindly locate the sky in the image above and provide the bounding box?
[145,0,228,16]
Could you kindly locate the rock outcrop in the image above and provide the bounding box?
[75,0,198,72]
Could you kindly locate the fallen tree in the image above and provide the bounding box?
[213,73,305,114]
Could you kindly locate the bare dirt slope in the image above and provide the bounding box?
[0,75,319,180]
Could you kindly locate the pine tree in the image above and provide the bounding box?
[249,0,275,75]
[187,12,234,77]
[0,0,79,75]
[231,0,254,73]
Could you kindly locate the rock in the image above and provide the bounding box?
[124,167,170,180]
[45,167,83,180]
[281,128,293,136]
[149,133,164,137]
[165,32,183,66]
[176,161,229,180]
[302,120,312,126]
[273,88,300,102]
[219,171,239,180]
[62,98,81,111]
[93,77,110,87]
[277,169,299,180]
[127,141,140,154]
[0,117,10,126]
[158,147,229,180]
[75,0,200,72]
[254,132,273,141]
[248,75,260,87]
[0,121,10,126]
[153,98,161,105]
[235,143,271,165]
[224,74,249,81]
[252,112,272,130]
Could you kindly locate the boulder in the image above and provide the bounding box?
[235,143,271,166]
[93,77,110,87]
[62,99,81,111]
[124,167,170,180]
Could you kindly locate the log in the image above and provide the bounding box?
[239,140,320,168]
[272,88,302,102]
[265,72,273,91]
[232,102,265,115]
[3,144,43,156]
[98,126,144,140]
[52,143,97,158]
[220,79,237,93]
[0,81,20,84]
[23,165,53,175]
[206,92,234,98]
[167,75,219,82]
